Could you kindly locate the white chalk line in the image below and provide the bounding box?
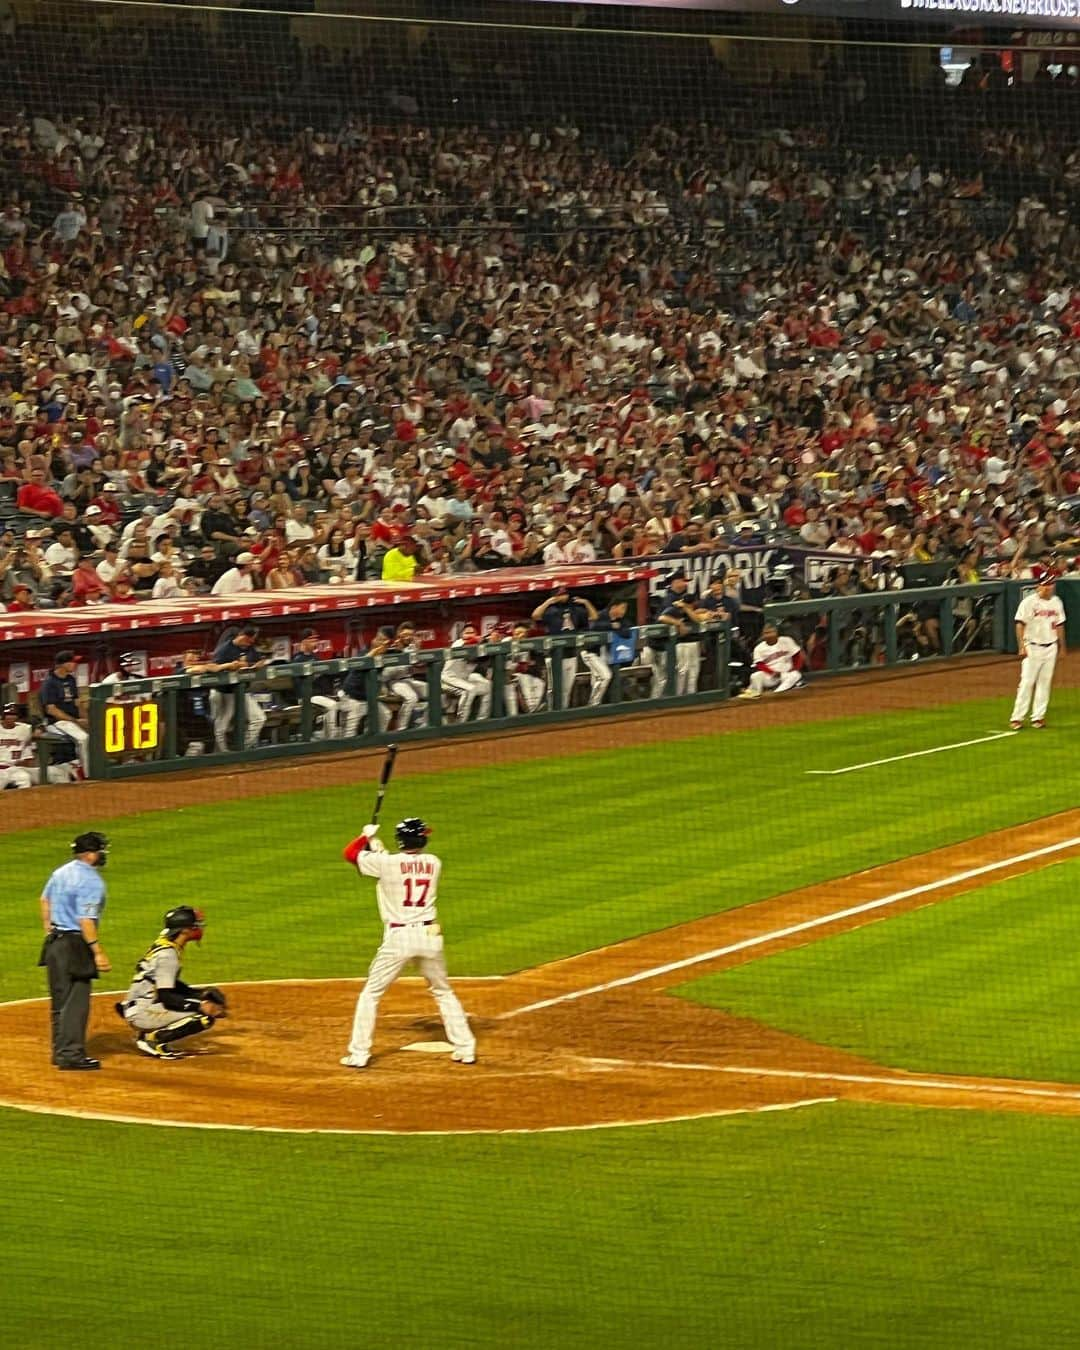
[503,832,1080,1018]
[0,1090,834,1137]
[805,730,1018,775]
[585,1058,1080,1106]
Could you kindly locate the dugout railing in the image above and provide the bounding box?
[763,582,1008,675]
[84,624,733,780]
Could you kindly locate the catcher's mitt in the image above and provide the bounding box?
[201,986,228,1017]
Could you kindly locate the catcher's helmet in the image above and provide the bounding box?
[395,818,431,850]
[117,652,140,673]
[163,906,205,940]
[72,831,109,865]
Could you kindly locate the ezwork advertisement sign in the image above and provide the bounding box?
[650,545,848,606]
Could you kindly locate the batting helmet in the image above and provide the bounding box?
[118,652,140,673]
[2,703,18,719]
[72,831,109,866]
[395,818,431,850]
[163,906,205,941]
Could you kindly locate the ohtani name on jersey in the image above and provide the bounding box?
[400,858,436,876]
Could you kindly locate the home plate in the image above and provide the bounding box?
[403,1041,455,1054]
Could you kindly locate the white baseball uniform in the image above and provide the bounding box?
[1011,590,1066,725]
[101,670,152,702]
[344,839,475,1064]
[507,647,546,715]
[0,718,77,786]
[442,639,492,721]
[747,634,804,695]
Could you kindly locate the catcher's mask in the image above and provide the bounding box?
[395,817,431,851]
[162,906,205,941]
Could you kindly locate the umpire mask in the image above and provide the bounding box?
[73,832,109,868]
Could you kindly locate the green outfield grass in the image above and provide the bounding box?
[2,1101,1078,1350]
[679,858,1080,1083]
[5,686,1079,1350]
[2,688,1077,1004]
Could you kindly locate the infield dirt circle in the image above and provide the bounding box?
[4,657,1079,1134]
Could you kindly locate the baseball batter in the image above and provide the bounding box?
[738,622,805,699]
[1010,567,1066,729]
[341,817,475,1069]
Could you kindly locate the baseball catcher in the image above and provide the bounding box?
[115,907,227,1060]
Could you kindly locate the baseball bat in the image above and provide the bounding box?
[370,743,399,827]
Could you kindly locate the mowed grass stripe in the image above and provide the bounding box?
[3,1101,1080,1349]
[679,858,1080,1083]
[2,690,1076,1004]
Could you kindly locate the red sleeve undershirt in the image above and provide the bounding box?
[343,835,371,864]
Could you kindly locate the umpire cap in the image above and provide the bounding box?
[72,832,109,863]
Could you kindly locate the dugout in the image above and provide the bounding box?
[0,564,653,706]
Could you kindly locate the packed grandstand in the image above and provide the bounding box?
[0,4,1078,616]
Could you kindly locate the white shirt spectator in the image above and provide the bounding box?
[190,197,214,241]
[152,573,183,599]
[96,556,123,584]
[543,538,573,566]
[985,455,1009,485]
[448,414,477,445]
[285,517,316,544]
[44,539,78,572]
[211,565,254,596]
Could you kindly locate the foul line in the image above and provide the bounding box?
[805,730,1018,775]
[503,833,1080,1018]
[586,1058,1080,1106]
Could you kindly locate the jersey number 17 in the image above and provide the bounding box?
[403,878,430,908]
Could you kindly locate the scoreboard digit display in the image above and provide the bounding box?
[103,701,162,755]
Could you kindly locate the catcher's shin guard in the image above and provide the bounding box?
[148,1013,214,1046]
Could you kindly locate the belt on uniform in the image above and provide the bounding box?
[389,920,434,929]
[1027,642,1055,647]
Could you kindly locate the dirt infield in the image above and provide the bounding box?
[4,808,1078,1133]
[4,650,1073,836]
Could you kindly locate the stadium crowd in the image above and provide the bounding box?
[1,20,1079,615]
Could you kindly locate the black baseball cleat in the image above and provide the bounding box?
[57,1057,101,1070]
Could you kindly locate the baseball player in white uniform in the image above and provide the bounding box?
[738,622,805,698]
[0,703,34,788]
[101,652,151,701]
[505,623,546,715]
[441,624,493,722]
[0,704,78,786]
[1010,567,1067,729]
[341,816,475,1069]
